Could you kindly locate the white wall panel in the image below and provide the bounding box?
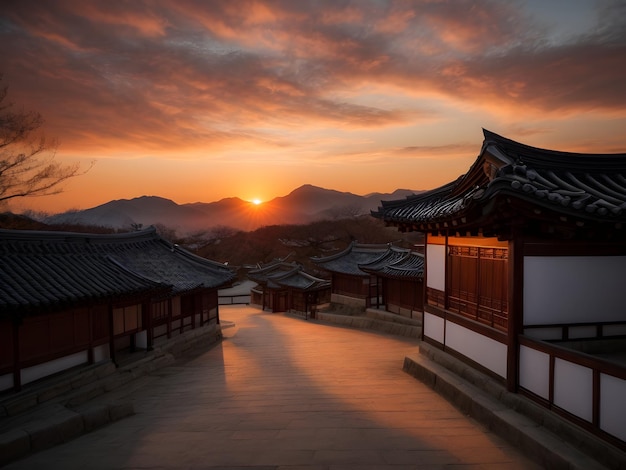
[600,373,626,442]
[568,325,598,339]
[21,350,88,385]
[523,327,564,341]
[93,344,110,362]
[445,322,507,378]
[423,312,445,344]
[135,330,148,349]
[554,358,593,422]
[524,256,626,325]
[426,244,446,291]
[603,324,626,336]
[0,373,13,392]
[519,345,550,399]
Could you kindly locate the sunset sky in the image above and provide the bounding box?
[1,0,625,214]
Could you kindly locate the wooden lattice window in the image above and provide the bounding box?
[447,246,508,330]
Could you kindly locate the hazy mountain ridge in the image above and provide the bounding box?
[45,185,421,234]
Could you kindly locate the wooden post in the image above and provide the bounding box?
[506,233,524,392]
[108,304,117,366]
[88,307,94,364]
[12,317,21,392]
[167,297,172,339]
[422,234,429,341]
[145,301,154,351]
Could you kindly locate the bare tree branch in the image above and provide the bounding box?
[0,75,92,203]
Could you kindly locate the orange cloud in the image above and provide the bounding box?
[1,0,624,214]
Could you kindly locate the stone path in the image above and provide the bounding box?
[4,305,542,469]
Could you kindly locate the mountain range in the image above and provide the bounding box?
[44,184,421,235]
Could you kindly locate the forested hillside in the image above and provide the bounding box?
[193,215,423,280]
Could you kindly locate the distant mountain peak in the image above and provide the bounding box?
[44,186,421,235]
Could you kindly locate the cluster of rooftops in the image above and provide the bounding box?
[2,129,625,315]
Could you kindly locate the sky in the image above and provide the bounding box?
[1,0,625,214]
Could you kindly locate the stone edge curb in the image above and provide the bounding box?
[0,401,134,467]
[312,312,422,338]
[0,323,224,467]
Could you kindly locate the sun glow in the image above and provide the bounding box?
[252,198,262,205]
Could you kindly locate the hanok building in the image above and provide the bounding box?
[312,242,423,314]
[0,227,235,393]
[372,129,626,447]
[359,250,424,318]
[248,261,330,314]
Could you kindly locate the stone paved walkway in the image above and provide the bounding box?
[4,306,542,469]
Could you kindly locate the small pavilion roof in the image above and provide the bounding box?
[372,129,626,240]
[311,242,405,276]
[360,251,424,280]
[248,261,330,291]
[248,261,300,283]
[0,227,235,316]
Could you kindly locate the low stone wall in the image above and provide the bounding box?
[315,311,421,338]
[330,293,366,308]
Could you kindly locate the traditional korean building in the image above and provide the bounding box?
[359,250,424,318]
[311,243,402,308]
[248,261,330,314]
[372,129,626,448]
[0,227,235,392]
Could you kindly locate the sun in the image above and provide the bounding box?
[252,198,262,205]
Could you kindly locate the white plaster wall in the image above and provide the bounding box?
[524,256,626,325]
[604,324,626,336]
[423,312,445,344]
[445,322,507,378]
[568,325,598,339]
[426,244,446,291]
[93,344,110,362]
[523,327,564,341]
[135,330,148,349]
[553,358,593,422]
[219,295,251,305]
[21,350,88,386]
[0,373,13,392]
[600,373,626,442]
[519,345,550,399]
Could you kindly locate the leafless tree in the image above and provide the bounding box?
[327,204,364,220]
[0,76,90,204]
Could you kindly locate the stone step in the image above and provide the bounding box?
[0,322,224,466]
[365,308,422,326]
[405,342,621,470]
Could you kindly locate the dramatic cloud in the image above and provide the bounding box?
[1,0,624,212]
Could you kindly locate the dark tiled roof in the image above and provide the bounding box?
[357,245,411,271]
[311,242,398,276]
[248,261,300,283]
[360,251,424,280]
[248,261,330,291]
[272,270,330,291]
[0,227,235,315]
[373,130,626,238]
